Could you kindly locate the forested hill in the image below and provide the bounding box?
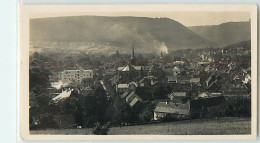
[30,16,213,54]
[189,21,250,47]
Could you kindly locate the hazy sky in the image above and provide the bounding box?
[35,11,250,27]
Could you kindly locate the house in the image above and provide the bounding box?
[223,88,249,98]
[51,89,73,103]
[173,61,185,65]
[205,74,218,88]
[120,91,143,107]
[196,92,223,99]
[198,62,210,65]
[120,91,129,98]
[197,92,209,99]
[154,101,190,120]
[178,75,191,84]
[190,94,225,118]
[116,84,129,93]
[168,76,177,84]
[51,80,70,89]
[117,64,143,81]
[104,68,117,76]
[125,91,143,107]
[210,92,223,97]
[190,78,200,85]
[173,66,181,76]
[168,92,187,103]
[61,69,93,83]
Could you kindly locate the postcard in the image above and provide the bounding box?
[19,4,257,140]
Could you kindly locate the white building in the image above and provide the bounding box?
[116,84,129,93]
[52,89,73,103]
[154,101,190,120]
[61,69,93,83]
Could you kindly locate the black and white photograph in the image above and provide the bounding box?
[19,4,257,140]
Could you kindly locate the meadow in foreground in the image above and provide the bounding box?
[30,117,250,135]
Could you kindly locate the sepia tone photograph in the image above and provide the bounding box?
[19,4,257,140]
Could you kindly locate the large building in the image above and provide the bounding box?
[154,101,190,120]
[104,67,117,76]
[61,69,93,83]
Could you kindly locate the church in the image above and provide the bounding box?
[117,46,143,82]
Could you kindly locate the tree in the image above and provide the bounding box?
[29,66,51,94]
[139,102,155,122]
[152,84,172,100]
[108,96,136,125]
[29,65,52,129]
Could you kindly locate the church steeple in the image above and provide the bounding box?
[131,44,135,59]
[130,44,136,65]
[115,49,120,58]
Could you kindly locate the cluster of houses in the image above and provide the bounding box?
[120,90,143,108]
[48,46,251,122]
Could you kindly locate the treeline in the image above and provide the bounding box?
[190,96,251,119]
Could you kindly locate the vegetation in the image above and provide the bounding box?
[190,96,251,119]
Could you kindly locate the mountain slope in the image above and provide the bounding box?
[30,16,213,54]
[189,21,250,47]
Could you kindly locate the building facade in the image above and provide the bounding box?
[61,69,93,83]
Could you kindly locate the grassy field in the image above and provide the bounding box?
[30,117,251,135]
[108,117,251,135]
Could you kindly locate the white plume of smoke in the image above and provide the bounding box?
[160,42,169,54]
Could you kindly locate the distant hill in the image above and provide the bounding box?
[30,16,213,54]
[189,21,250,47]
[223,40,251,49]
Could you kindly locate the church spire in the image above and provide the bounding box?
[130,43,136,65]
[131,44,135,58]
[115,49,120,58]
[160,51,163,59]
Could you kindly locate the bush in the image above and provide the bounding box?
[225,96,251,117]
[190,96,251,119]
[92,122,109,135]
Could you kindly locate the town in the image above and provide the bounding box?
[29,40,251,134]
